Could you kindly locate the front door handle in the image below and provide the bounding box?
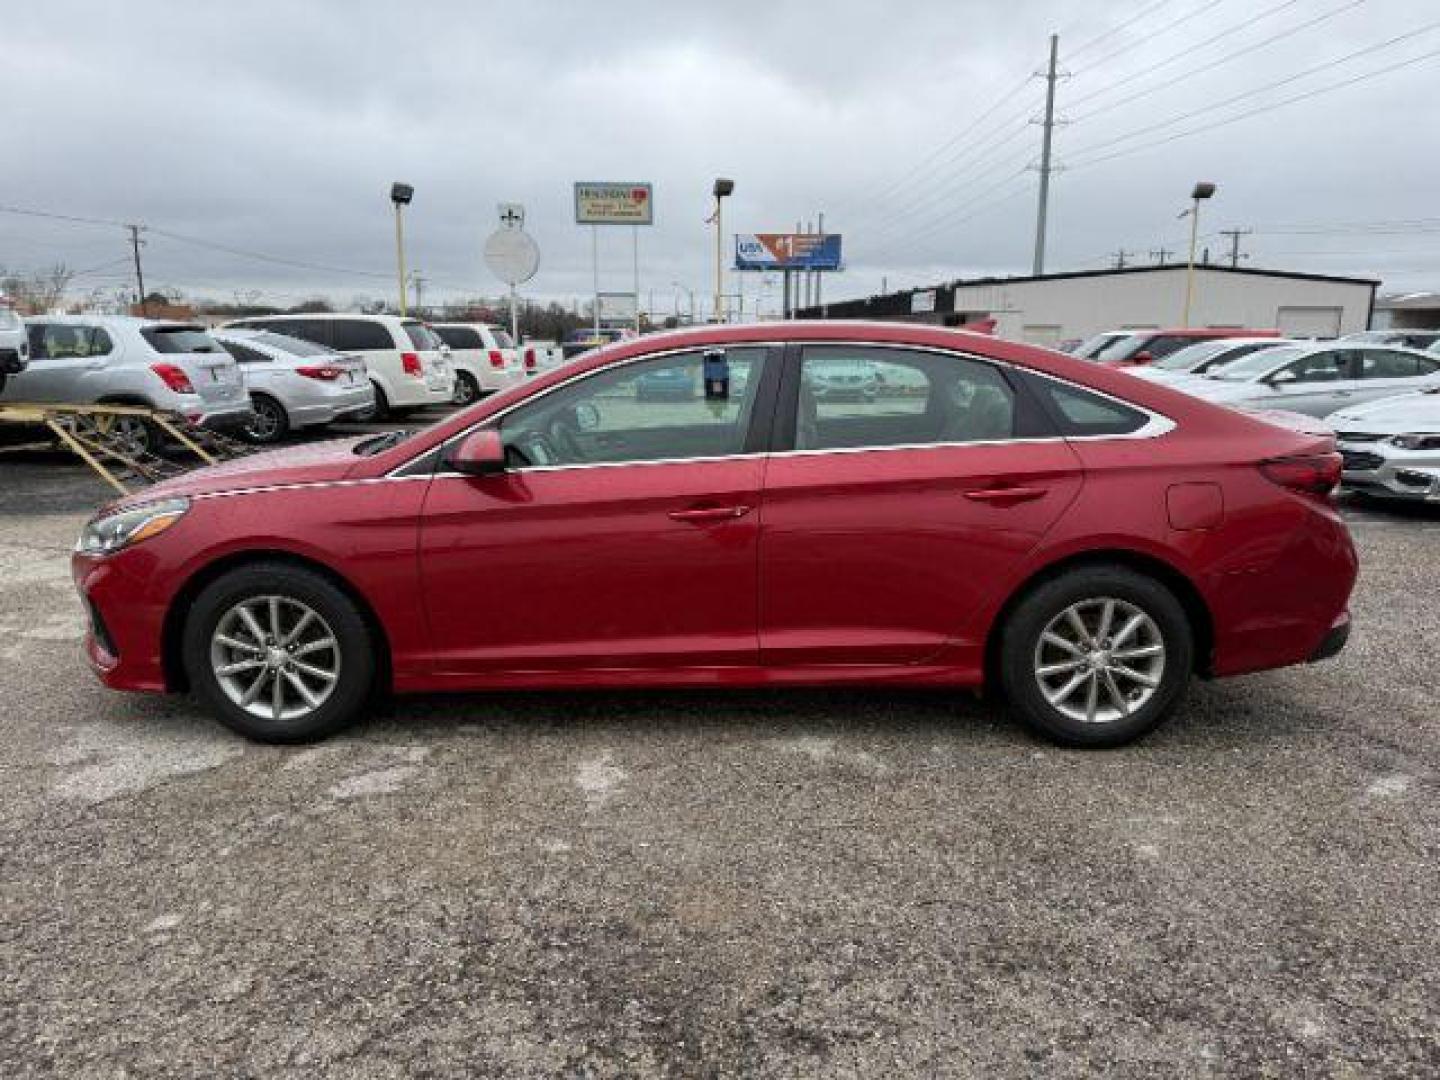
[963,486,1047,506]
[668,505,752,524]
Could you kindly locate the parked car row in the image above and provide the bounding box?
[0,307,590,449]
[1085,334,1440,505]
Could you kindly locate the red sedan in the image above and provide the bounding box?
[72,321,1357,747]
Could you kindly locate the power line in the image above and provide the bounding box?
[1070,0,1366,123]
[1065,25,1440,168]
[1066,0,1179,62]
[1070,0,1231,76]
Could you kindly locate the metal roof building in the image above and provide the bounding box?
[798,264,1379,347]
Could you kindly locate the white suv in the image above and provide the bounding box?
[222,313,453,419]
[430,322,525,404]
[1,316,250,454]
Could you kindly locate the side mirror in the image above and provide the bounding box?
[448,429,506,475]
[1267,369,1298,386]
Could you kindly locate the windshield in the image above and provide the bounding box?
[1071,333,1121,359]
[1211,345,1307,380]
[1096,334,1147,361]
[254,331,336,357]
[142,325,224,354]
[1152,339,1231,371]
[402,321,442,350]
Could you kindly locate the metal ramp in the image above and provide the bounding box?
[0,401,253,495]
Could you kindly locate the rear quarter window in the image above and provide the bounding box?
[434,326,483,350]
[1028,376,1151,437]
[403,322,442,350]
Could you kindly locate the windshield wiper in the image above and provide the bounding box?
[353,430,410,456]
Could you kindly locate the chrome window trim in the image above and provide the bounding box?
[389,338,1176,479]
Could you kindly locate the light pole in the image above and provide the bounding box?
[708,178,734,324]
[390,182,414,316]
[1181,181,1216,328]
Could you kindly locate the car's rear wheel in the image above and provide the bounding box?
[452,370,481,406]
[182,563,376,743]
[242,393,289,445]
[998,565,1193,748]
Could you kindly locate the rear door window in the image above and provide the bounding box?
[796,346,1017,451]
[1357,349,1436,379]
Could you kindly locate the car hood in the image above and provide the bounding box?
[108,435,372,511]
[1327,389,1440,432]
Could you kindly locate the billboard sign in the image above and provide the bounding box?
[735,233,842,271]
[575,182,654,225]
[596,291,638,324]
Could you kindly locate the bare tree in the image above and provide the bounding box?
[0,263,76,313]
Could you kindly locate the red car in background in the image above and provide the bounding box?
[72,321,1356,748]
[1095,327,1282,367]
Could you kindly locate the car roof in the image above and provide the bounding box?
[28,314,203,330]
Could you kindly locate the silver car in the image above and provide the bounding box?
[2,315,251,453]
[1328,387,1440,502]
[1124,337,1293,385]
[212,329,374,445]
[1178,342,1440,418]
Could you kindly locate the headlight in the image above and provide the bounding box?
[1388,433,1440,451]
[77,497,190,556]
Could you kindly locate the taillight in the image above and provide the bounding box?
[401,352,423,376]
[1259,453,1342,499]
[488,349,505,369]
[295,365,344,381]
[150,362,194,394]
[524,347,536,370]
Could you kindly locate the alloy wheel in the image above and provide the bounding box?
[245,399,283,442]
[1032,597,1166,725]
[209,596,341,722]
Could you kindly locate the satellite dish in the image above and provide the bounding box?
[484,228,540,286]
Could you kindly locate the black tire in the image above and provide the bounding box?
[998,565,1193,748]
[182,562,377,743]
[354,381,389,423]
[242,393,290,445]
[452,370,481,406]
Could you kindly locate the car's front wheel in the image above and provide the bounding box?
[998,565,1193,748]
[182,562,376,743]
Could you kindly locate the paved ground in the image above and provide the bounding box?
[1,434,1437,1077]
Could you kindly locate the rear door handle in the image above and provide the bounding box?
[963,486,1047,506]
[668,505,752,524]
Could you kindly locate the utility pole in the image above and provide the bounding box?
[1031,33,1059,276]
[1110,249,1135,269]
[128,224,147,316]
[1149,248,1174,265]
[1219,228,1252,268]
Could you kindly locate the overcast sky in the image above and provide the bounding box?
[4,0,1439,316]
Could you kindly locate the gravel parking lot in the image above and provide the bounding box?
[1,424,1437,1077]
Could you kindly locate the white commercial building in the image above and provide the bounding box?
[811,265,1378,346]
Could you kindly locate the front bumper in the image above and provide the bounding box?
[72,549,170,692]
[1340,441,1440,502]
[1308,612,1351,663]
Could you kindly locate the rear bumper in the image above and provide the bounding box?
[289,386,376,428]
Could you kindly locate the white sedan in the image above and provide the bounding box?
[1328,387,1440,502]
